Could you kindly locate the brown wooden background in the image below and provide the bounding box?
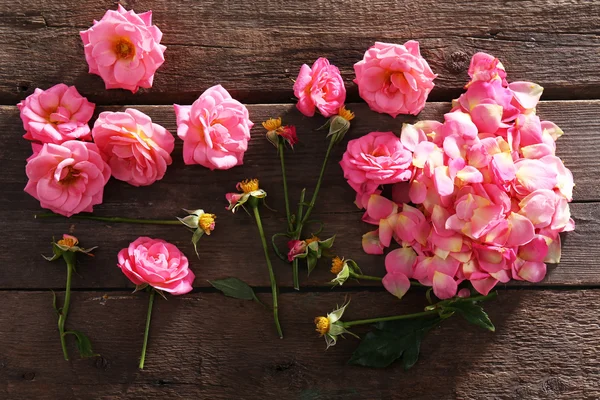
[1,1,599,399]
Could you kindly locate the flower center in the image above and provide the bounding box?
[314,316,330,336]
[239,179,259,193]
[338,106,355,121]
[331,257,344,274]
[57,237,77,247]
[114,37,135,59]
[199,213,216,234]
[262,117,282,132]
[60,166,81,185]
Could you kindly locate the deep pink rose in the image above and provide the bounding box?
[24,141,111,216]
[174,85,253,170]
[340,131,413,208]
[354,41,436,117]
[117,237,194,295]
[18,84,94,144]
[92,108,174,186]
[287,239,307,261]
[80,5,166,93]
[293,57,346,117]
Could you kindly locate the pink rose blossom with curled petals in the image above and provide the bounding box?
[174,85,253,170]
[117,237,194,295]
[92,108,174,186]
[18,84,95,144]
[24,140,111,216]
[354,41,437,117]
[293,57,346,117]
[80,5,166,93]
[340,131,413,208]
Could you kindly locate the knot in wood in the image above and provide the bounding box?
[446,51,470,74]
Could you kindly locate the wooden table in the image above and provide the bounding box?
[1,1,599,399]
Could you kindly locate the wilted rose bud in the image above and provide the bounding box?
[321,106,355,145]
[178,209,217,257]
[262,117,298,148]
[225,179,267,212]
[44,234,97,262]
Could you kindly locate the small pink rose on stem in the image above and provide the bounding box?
[92,108,174,187]
[262,117,298,148]
[117,237,194,369]
[294,57,346,117]
[80,5,166,93]
[175,85,253,170]
[25,141,111,217]
[18,84,95,144]
[354,41,437,117]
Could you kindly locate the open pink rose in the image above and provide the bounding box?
[340,131,413,208]
[354,41,437,117]
[24,141,111,216]
[80,5,166,93]
[174,85,253,170]
[117,237,194,295]
[293,57,346,117]
[18,84,94,144]
[92,108,174,186]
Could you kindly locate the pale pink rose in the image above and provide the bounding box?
[18,84,95,144]
[174,85,253,170]
[24,141,111,217]
[354,41,437,117]
[92,108,174,186]
[80,5,166,93]
[117,237,194,295]
[466,52,507,87]
[340,131,413,208]
[293,57,346,117]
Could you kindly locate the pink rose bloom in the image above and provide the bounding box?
[354,41,437,117]
[24,141,111,217]
[117,237,194,295]
[466,52,507,87]
[80,5,166,93]
[174,85,253,170]
[287,240,307,261]
[18,84,95,144]
[92,108,174,186]
[293,57,346,117]
[340,131,413,208]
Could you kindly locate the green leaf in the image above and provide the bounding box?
[191,228,204,257]
[348,317,441,369]
[209,278,259,302]
[64,330,98,358]
[306,252,318,275]
[443,301,495,332]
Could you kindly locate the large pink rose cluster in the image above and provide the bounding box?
[341,52,574,299]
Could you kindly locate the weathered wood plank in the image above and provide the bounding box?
[0,290,598,399]
[0,0,599,104]
[1,102,599,288]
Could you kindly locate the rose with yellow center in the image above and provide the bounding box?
[305,235,320,245]
[57,235,78,248]
[239,179,260,194]
[314,316,330,336]
[199,213,216,235]
[114,37,136,59]
[331,257,345,274]
[338,106,355,121]
[262,118,282,132]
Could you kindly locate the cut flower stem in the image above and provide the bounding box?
[58,254,76,361]
[278,139,293,233]
[252,205,284,338]
[139,289,156,370]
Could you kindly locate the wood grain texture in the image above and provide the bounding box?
[0,290,598,399]
[1,102,598,289]
[1,0,599,105]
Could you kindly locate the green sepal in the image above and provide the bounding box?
[191,228,204,257]
[51,290,60,315]
[306,252,318,275]
[64,330,99,359]
[326,116,351,145]
[178,215,199,229]
[132,283,149,294]
[319,235,335,249]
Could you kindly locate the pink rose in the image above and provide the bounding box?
[80,5,166,93]
[174,85,253,170]
[117,237,194,295]
[24,141,111,216]
[340,131,413,208]
[354,41,437,117]
[18,84,95,144]
[92,108,174,186]
[287,240,307,261]
[466,52,507,87]
[293,57,346,117]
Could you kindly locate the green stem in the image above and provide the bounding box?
[350,272,382,281]
[456,291,497,303]
[300,136,335,226]
[278,140,293,233]
[58,256,75,361]
[139,290,156,370]
[292,189,306,291]
[252,206,283,339]
[35,212,180,225]
[342,310,439,328]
